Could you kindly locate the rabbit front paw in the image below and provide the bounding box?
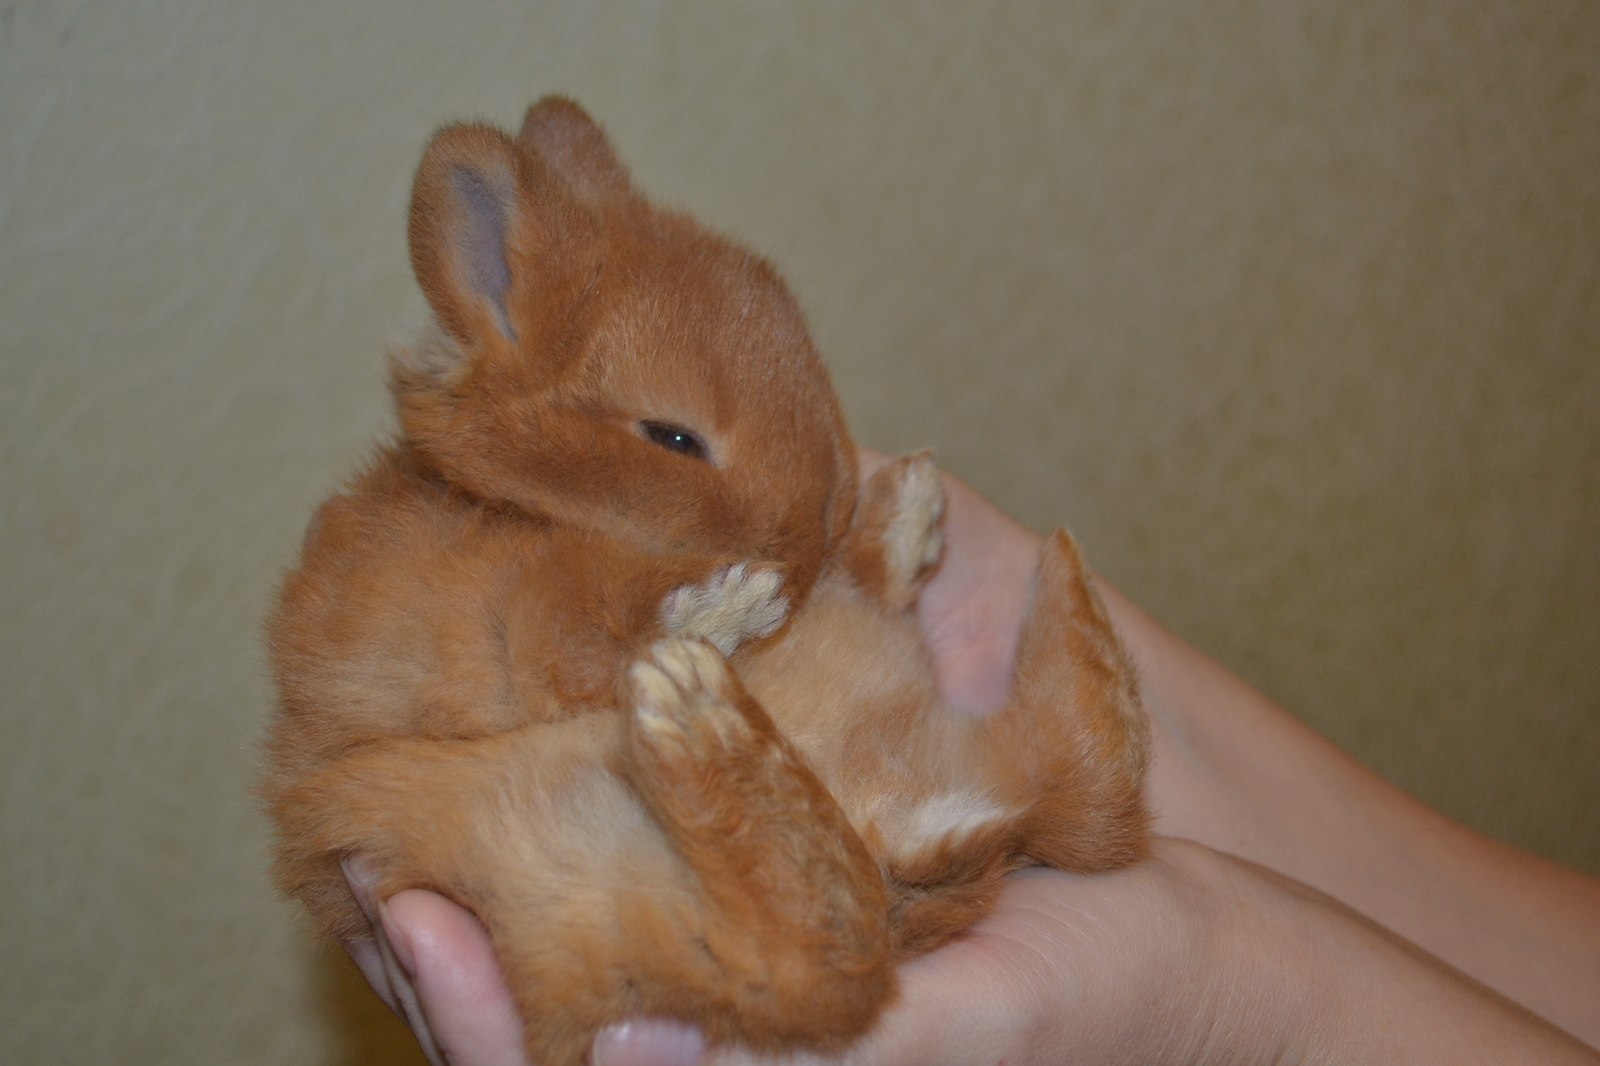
[659,562,788,655]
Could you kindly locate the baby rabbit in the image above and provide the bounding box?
[262,97,1148,1066]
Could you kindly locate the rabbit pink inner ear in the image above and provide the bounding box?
[449,166,517,340]
[409,125,535,350]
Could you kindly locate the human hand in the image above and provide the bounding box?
[350,836,1598,1066]
[353,845,1251,1066]
[337,451,1600,1062]
[347,840,1285,1066]
[333,450,1079,1064]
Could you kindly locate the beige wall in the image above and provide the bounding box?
[3,2,1596,1061]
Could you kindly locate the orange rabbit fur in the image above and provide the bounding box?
[262,97,1149,1065]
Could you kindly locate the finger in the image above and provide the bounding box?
[343,936,399,1016]
[340,856,401,1016]
[374,896,449,1066]
[592,1017,706,1066]
[343,857,449,1066]
[700,956,1008,1066]
[383,888,530,1066]
[702,933,1032,1066]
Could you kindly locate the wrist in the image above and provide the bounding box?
[1121,842,1326,1066]
[948,844,1324,1066]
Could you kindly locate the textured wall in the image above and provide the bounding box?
[3,1,1596,1062]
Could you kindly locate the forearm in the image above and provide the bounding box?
[1217,847,1599,1066]
[1097,581,1600,1046]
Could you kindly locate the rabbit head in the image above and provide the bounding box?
[395,97,857,597]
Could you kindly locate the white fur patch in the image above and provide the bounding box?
[390,320,468,382]
[883,456,945,591]
[660,563,788,655]
[889,789,1018,865]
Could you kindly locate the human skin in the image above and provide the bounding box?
[919,459,1600,1047]
[347,840,1599,1066]
[339,454,1600,1064]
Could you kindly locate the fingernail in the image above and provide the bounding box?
[342,937,400,1015]
[341,855,382,923]
[376,896,419,980]
[593,1017,705,1066]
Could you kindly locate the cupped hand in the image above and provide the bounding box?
[336,452,1599,1065]
[355,836,1600,1066]
[345,838,1366,1066]
[337,452,1062,1063]
[337,452,1174,1066]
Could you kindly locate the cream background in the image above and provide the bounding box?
[3,2,1596,1062]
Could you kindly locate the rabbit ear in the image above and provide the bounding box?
[516,96,635,207]
[408,124,540,349]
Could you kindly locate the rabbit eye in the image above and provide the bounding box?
[640,421,708,461]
